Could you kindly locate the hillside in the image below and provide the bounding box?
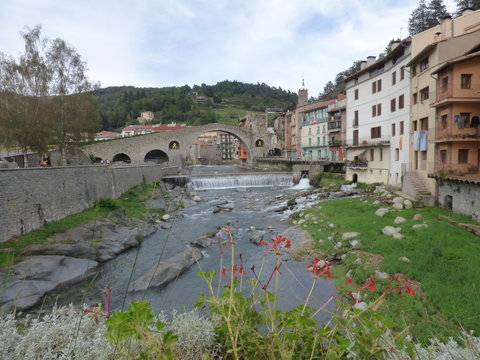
[94,80,298,131]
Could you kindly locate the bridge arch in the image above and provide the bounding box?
[112,153,131,164]
[144,149,169,164]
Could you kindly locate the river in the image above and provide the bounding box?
[44,166,336,321]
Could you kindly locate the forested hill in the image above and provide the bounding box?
[94,80,298,131]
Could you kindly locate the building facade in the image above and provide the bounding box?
[300,100,335,160]
[327,95,347,161]
[344,40,411,187]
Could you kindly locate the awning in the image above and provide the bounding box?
[347,149,366,160]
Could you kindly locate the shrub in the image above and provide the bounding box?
[95,197,119,211]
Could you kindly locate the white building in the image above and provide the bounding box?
[344,40,411,187]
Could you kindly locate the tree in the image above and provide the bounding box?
[427,0,450,26]
[0,25,99,165]
[454,0,480,15]
[409,0,431,35]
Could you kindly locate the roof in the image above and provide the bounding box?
[302,99,336,112]
[122,125,154,131]
[152,124,187,131]
[432,49,480,75]
[344,39,412,83]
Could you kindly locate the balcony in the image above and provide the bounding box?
[328,120,342,131]
[328,140,346,146]
[346,160,368,168]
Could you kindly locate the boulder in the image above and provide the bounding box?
[382,226,401,236]
[393,197,404,204]
[0,255,99,311]
[342,232,359,240]
[392,202,404,210]
[191,235,214,248]
[399,256,411,263]
[131,248,202,292]
[354,302,369,310]
[350,240,362,248]
[404,199,413,209]
[249,234,263,245]
[393,232,404,240]
[412,223,428,229]
[413,214,423,221]
[375,208,389,217]
[394,216,406,224]
[192,195,202,202]
[161,214,171,221]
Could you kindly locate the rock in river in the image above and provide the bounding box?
[0,255,99,311]
[130,248,202,292]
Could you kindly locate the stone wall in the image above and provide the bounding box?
[292,163,326,183]
[437,179,480,221]
[0,164,179,243]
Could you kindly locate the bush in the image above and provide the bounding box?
[95,197,119,211]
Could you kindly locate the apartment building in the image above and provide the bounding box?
[344,40,411,187]
[327,95,347,161]
[405,10,480,202]
[300,100,335,160]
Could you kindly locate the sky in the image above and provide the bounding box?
[0,0,458,98]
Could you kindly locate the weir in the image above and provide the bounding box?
[163,172,293,190]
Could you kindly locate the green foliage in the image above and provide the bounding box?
[96,197,120,211]
[105,300,178,359]
[298,196,480,341]
[409,0,450,35]
[94,81,297,131]
[454,0,480,16]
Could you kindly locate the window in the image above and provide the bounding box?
[391,98,396,112]
[392,71,396,85]
[441,114,448,129]
[392,123,396,136]
[395,148,399,161]
[399,121,404,135]
[380,148,383,161]
[413,92,418,104]
[372,81,377,93]
[317,126,320,134]
[354,110,359,126]
[308,128,311,135]
[442,76,448,92]
[420,117,428,130]
[371,126,382,138]
[377,103,382,116]
[400,66,405,80]
[420,57,429,71]
[377,79,382,92]
[308,138,312,146]
[372,105,377,117]
[353,130,359,145]
[317,137,320,145]
[420,87,429,101]
[354,89,359,100]
[399,94,404,109]
[412,65,417,77]
[372,79,382,93]
[440,150,447,163]
[458,149,469,164]
[461,74,472,89]
[460,112,471,126]
[370,149,374,161]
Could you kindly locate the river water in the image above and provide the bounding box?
[46,166,336,321]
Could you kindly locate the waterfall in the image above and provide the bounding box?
[186,173,293,190]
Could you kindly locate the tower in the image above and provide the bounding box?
[298,78,308,106]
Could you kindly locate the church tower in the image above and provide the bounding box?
[298,78,308,106]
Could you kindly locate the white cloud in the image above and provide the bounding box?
[0,0,460,96]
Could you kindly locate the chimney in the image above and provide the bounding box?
[366,56,376,67]
[360,60,367,70]
[440,15,452,40]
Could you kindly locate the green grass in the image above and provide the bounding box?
[297,197,480,342]
[0,184,165,269]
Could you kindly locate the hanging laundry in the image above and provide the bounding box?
[413,130,420,151]
[454,115,460,128]
[420,130,427,151]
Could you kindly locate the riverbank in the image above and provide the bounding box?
[294,185,480,342]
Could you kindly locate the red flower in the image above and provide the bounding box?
[260,235,291,255]
[306,258,331,279]
[362,277,377,292]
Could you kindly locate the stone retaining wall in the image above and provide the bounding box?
[0,164,179,243]
[437,178,480,221]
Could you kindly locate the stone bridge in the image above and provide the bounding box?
[83,123,271,169]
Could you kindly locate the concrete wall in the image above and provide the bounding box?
[437,179,480,221]
[0,164,179,243]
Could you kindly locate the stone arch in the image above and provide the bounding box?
[169,140,180,150]
[144,149,169,164]
[352,173,358,183]
[443,194,453,210]
[112,153,131,164]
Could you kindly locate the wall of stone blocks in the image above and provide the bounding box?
[0,164,179,243]
[437,180,480,221]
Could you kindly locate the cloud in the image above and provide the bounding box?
[0,0,460,96]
